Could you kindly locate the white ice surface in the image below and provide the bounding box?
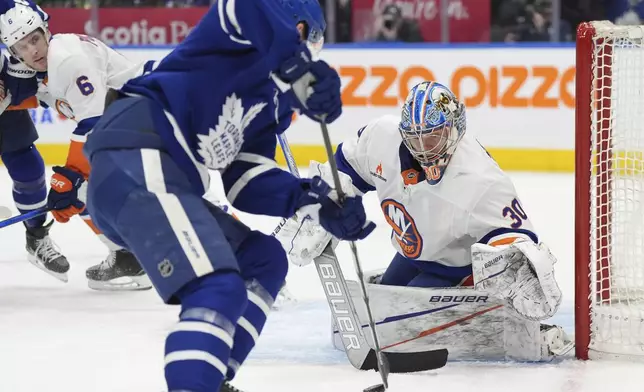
[0,167,640,391]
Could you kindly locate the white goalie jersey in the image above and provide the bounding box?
[339,114,537,268]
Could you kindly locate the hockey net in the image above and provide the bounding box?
[576,21,644,360]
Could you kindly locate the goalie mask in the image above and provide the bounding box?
[399,82,466,171]
[0,4,50,71]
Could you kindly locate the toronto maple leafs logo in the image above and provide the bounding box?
[197,94,267,170]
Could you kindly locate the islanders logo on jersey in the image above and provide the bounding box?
[55,99,75,120]
[381,199,423,259]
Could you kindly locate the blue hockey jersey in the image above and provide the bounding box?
[114,0,308,218]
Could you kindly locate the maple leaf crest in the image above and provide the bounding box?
[197,94,267,170]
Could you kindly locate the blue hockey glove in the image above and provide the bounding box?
[0,55,38,106]
[277,43,342,124]
[297,176,375,241]
[48,166,86,223]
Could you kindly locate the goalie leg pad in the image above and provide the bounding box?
[471,241,562,321]
[334,279,565,362]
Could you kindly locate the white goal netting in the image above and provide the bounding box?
[586,21,644,358]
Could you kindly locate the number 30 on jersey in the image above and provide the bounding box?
[502,198,528,229]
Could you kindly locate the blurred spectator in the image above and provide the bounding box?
[612,0,643,25]
[491,0,572,42]
[318,0,353,43]
[373,4,423,43]
[560,0,605,32]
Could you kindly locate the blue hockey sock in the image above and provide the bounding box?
[1,146,46,228]
[166,270,247,392]
[227,233,288,380]
[226,279,275,379]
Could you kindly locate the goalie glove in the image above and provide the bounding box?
[471,240,562,321]
[275,160,359,266]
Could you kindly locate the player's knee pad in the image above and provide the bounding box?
[177,270,248,323]
[237,232,288,299]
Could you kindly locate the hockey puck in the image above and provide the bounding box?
[363,384,385,392]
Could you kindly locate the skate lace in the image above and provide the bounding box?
[34,236,62,264]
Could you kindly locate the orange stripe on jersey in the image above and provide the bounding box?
[66,140,91,178]
[7,96,38,110]
[489,237,520,247]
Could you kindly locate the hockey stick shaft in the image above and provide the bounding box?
[0,206,49,229]
[276,132,375,368]
[317,119,390,389]
[271,133,301,238]
[277,132,300,178]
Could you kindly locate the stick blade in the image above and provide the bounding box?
[360,348,448,373]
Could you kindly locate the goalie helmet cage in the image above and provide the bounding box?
[576,21,644,360]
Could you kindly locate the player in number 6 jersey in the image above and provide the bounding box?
[277,81,573,361]
[0,4,152,289]
[0,0,72,281]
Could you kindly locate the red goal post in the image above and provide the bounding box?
[576,21,644,360]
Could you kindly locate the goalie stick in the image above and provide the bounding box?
[316,242,448,372]
[317,119,391,390]
[275,132,448,374]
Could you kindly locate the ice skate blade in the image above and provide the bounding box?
[87,275,152,291]
[26,256,68,283]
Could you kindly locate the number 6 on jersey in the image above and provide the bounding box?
[76,76,94,96]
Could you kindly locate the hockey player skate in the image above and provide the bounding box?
[25,220,70,282]
[219,381,245,392]
[86,249,152,291]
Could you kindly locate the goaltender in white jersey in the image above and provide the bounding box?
[277,81,573,361]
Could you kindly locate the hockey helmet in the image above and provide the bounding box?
[0,4,50,58]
